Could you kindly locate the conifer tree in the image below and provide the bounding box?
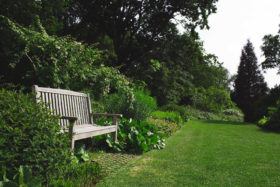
[232,40,268,122]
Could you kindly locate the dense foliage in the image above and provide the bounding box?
[144,33,231,106]
[258,99,280,130]
[58,0,218,70]
[0,0,72,34]
[0,166,40,187]
[258,24,280,131]
[0,89,71,182]
[151,111,184,124]
[0,15,133,102]
[103,90,157,121]
[0,0,237,111]
[256,86,280,130]
[192,86,234,113]
[160,104,189,122]
[231,40,268,122]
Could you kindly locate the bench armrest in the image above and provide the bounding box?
[60,116,78,123]
[91,113,121,142]
[91,113,123,118]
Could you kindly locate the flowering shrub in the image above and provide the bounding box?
[0,15,134,102]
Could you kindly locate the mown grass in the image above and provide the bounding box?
[97,120,280,187]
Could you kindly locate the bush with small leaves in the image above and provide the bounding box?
[0,89,71,182]
[0,165,41,187]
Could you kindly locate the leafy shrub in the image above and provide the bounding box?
[258,99,280,130]
[251,86,280,123]
[257,116,269,127]
[97,118,165,154]
[151,111,184,124]
[146,118,179,137]
[103,90,157,121]
[0,89,71,181]
[192,86,234,113]
[0,166,40,187]
[74,144,90,163]
[160,104,189,122]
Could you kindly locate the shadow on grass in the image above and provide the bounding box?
[201,120,250,126]
[256,127,280,134]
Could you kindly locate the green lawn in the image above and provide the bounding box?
[97,120,280,187]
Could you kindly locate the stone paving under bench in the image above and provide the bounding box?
[92,152,137,175]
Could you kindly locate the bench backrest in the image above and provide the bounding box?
[33,85,92,127]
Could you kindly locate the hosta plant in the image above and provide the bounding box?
[97,118,166,154]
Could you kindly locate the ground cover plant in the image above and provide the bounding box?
[97,120,280,186]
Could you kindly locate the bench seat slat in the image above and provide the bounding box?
[73,125,116,140]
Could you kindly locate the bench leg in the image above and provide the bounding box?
[71,138,75,150]
[69,120,76,150]
[115,128,118,142]
[113,117,118,142]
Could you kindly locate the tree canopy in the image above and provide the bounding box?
[58,0,218,74]
[261,26,280,74]
[0,0,237,114]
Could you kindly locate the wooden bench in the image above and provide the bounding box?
[33,85,122,149]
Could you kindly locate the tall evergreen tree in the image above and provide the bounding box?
[232,40,268,122]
